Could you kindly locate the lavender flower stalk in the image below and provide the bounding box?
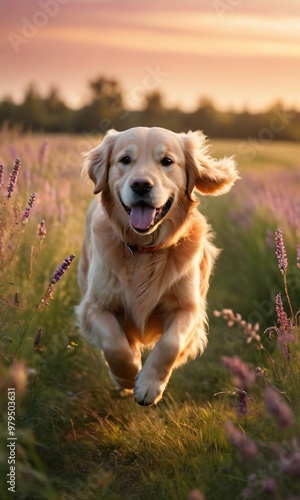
[221,356,256,389]
[7,158,21,198]
[275,292,296,357]
[224,421,258,460]
[0,163,3,191]
[242,474,277,498]
[275,229,294,319]
[275,229,288,275]
[236,388,248,418]
[260,477,277,495]
[278,438,300,477]
[214,309,261,345]
[36,254,75,308]
[264,293,296,359]
[297,244,300,269]
[275,293,290,331]
[50,254,75,284]
[264,386,295,428]
[22,192,36,224]
[38,140,48,167]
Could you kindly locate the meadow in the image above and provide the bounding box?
[0,130,299,500]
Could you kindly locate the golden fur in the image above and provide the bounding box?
[76,127,239,406]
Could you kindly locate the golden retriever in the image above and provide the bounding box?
[76,127,238,406]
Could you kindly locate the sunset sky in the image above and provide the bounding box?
[1,0,300,112]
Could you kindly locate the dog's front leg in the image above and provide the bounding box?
[77,303,141,389]
[134,306,206,406]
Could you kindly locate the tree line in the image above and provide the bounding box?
[1,76,299,141]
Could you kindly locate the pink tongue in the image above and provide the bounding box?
[130,204,156,230]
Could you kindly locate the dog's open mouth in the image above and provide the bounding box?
[120,196,174,233]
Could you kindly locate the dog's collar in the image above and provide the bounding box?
[126,243,161,255]
[125,236,185,255]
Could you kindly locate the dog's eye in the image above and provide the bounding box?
[119,155,131,165]
[161,157,173,167]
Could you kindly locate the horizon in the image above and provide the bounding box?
[1,78,296,115]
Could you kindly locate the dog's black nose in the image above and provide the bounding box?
[131,178,153,196]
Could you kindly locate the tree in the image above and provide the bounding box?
[73,76,126,132]
[43,86,71,132]
[0,95,17,126]
[143,91,165,115]
[17,84,47,131]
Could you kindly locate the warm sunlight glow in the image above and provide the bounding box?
[44,24,300,59]
[1,0,300,111]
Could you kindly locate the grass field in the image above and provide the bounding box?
[0,131,300,500]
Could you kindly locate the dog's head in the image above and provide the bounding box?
[83,127,239,239]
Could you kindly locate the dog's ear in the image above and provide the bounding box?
[183,130,239,198]
[82,129,118,194]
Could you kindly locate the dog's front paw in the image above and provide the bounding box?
[134,370,166,406]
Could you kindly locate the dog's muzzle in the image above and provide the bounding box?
[120,196,174,233]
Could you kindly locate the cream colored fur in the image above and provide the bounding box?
[76,127,239,406]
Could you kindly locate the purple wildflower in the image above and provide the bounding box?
[260,477,277,495]
[274,229,294,318]
[282,452,300,477]
[214,309,261,344]
[236,388,248,418]
[297,244,300,269]
[38,220,46,240]
[221,356,256,389]
[243,474,277,498]
[36,254,76,308]
[281,440,300,477]
[50,254,75,284]
[275,228,288,275]
[264,386,295,428]
[38,140,48,167]
[7,158,21,198]
[22,192,36,224]
[274,293,295,356]
[224,421,258,460]
[231,171,300,233]
[275,293,289,330]
[271,439,300,477]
